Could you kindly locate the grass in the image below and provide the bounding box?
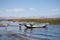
[6,18,60,24]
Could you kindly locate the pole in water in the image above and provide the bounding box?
[5,26,7,31]
[19,24,22,30]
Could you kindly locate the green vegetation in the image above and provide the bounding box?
[7,18,60,24]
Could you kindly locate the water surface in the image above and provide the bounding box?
[0,21,60,40]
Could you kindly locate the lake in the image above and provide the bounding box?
[0,21,60,40]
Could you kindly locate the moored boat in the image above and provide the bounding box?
[24,23,49,28]
[0,24,8,27]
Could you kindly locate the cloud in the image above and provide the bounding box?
[0,10,4,13]
[29,8,37,11]
[0,10,2,13]
[0,8,37,13]
[51,9,60,12]
[5,8,26,12]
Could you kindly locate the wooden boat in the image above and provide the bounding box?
[24,23,49,28]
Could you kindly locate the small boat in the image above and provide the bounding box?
[24,23,49,28]
[0,24,8,27]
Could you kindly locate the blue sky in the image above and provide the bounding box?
[0,0,60,18]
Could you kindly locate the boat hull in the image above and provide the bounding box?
[27,26,47,28]
[24,23,48,28]
[25,25,48,28]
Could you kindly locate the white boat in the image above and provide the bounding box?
[24,23,49,28]
[0,24,8,27]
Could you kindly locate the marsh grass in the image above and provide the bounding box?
[6,18,60,24]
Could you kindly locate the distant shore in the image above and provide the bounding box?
[0,18,60,24]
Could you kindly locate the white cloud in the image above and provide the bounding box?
[29,8,37,11]
[51,9,60,12]
[0,10,4,13]
[0,10,2,12]
[0,8,37,13]
[5,8,26,12]
[0,10,2,13]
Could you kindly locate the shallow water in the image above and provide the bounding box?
[0,21,60,40]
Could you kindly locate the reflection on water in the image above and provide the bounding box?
[0,21,60,40]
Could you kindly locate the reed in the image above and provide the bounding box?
[7,18,60,24]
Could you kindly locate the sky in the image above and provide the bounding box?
[0,0,60,18]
